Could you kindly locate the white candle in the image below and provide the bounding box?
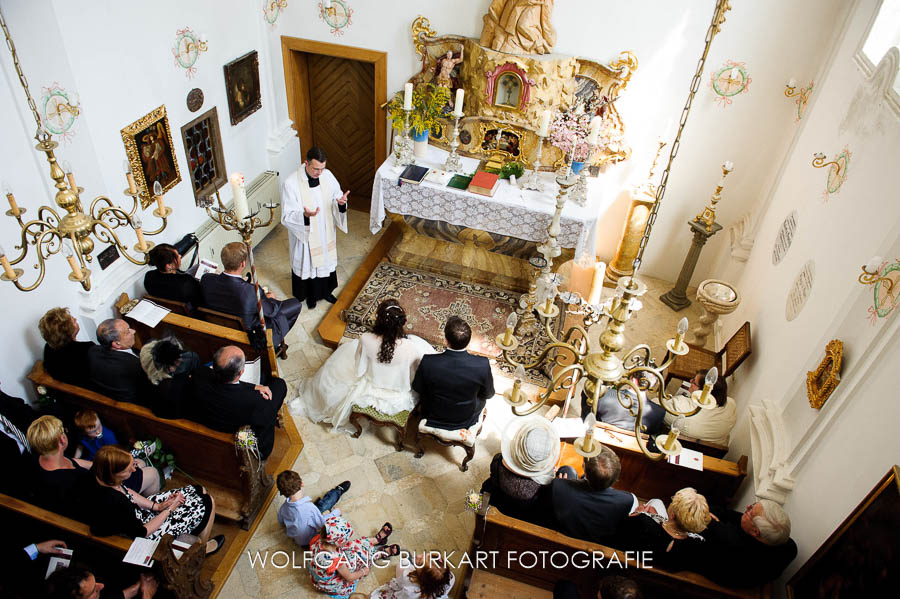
[0,245,16,280]
[4,183,19,215]
[587,116,602,145]
[538,109,551,137]
[403,83,413,111]
[588,261,606,305]
[62,240,83,279]
[454,88,465,115]
[230,172,249,220]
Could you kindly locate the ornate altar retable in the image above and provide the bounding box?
[370,145,615,290]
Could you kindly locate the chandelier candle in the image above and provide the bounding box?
[230,172,250,220]
[673,317,689,352]
[62,240,83,280]
[153,181,166,215]
[4,184,19,216]
[503,312,518,345]
[0,246,16,280]
[695,366,718,407]
[61,161,76,191]
[124,160,137,194]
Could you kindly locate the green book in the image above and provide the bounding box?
[447,174,472,190]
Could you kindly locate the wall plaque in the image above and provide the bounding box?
[772,210,798,265]
[98,245,120,270]
[786,260,815,321]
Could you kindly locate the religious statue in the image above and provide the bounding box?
[434,47,464,101]
[480,0,556,55]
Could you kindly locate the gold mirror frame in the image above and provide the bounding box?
[806,339,843,409]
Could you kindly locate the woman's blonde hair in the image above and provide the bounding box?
[26,415,65,456]
[39,307,77,349]
[669,487,711,533]
[93,445,133,485]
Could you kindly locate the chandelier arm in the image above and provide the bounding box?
[559,324,592,358]
[10,218,56,260]
[94,204,132,230]
[91,221,148,266]
[613,377,666,461]
[622,343,652,369]
[35,206,60,230]
[511,363,585,416]
[140,212,169,237]
[654,350,678,373]
[502,339,582,371]
[624,365,702,419]
[205,206,226,227]
[7,229,55,291]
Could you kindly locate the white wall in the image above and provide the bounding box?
[707,0,900,588]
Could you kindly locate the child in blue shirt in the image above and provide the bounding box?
[73,409,118,460]
[276,470,353,547]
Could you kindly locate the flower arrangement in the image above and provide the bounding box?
[464,489,484,513]
[35,385,55,410]
[235,427,259,451]
[387,83,451,137]
[548,111,593,161]
[133,438,176,480]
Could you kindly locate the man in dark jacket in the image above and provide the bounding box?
[190,345,285,459]
[87,319,148,405]
[412,316,494,430]
[0,384,39,498]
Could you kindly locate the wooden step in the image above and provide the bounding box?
[467,569,553,599]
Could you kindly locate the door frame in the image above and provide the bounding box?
[281,36,387,177]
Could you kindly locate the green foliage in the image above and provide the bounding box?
[498,161,525,180]
[387,83,451,136]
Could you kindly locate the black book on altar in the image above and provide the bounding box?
[399,164,429,184]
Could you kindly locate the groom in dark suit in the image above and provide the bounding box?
[201,242,302,358]
[413,316,494,430]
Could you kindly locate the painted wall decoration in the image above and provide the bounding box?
[786,260,815,321]
[171,27,208,79]
[819,146,851,201]
[772,210,798,265]
[793,81,814,121]
[709,60,751,107]
[40,83,80,143]
[263,0,288,26]
[862,257,900,324]
[318,0,352,36]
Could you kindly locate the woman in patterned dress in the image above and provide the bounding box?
[370,553,454,599]
[85,446,225,555]
[309,514,399,598]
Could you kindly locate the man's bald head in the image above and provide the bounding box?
[213,345,245,383]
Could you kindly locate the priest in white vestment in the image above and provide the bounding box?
[281,147,349,309]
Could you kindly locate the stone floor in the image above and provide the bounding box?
[216,209,704,598]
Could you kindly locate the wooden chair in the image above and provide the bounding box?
[144,294,191,316]
[197,306,248,332]
[349,405,412,452]
[665,321,752,386]
[414,407,487,472]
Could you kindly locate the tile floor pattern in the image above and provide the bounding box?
[216,210,704,598]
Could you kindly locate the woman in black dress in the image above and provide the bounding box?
[86,446,224,555]
[139,337,199,419]
[39,307,95,387]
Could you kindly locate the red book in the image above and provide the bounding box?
[467,171,500,197]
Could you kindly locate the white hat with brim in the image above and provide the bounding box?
[500,417,561,481]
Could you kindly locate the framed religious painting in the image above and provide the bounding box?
[180,107,227,206]
[224,50,261,126]
[121,105,181,209]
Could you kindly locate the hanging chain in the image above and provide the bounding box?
[0,7,49,142]
[632,0,731,272]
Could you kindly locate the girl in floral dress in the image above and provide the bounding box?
[309,515,399,598]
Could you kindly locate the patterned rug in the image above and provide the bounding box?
[342,262,565,384]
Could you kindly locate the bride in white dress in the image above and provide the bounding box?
[297,299,436,432]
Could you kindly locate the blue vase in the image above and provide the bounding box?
[411,129,429,142]
[411,129,429,158]
[571,161,585,174]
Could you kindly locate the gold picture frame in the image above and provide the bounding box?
[121,105,182,209]
[806,339,843,409]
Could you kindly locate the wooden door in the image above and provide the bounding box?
[306,53,375,206]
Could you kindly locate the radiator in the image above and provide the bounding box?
[195,170,282,263]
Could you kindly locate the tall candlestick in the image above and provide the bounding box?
[454,88,465,115]
[230,172,249,220]
[538,109,551,137]
[403,83,413,111]
[587,116,602,145]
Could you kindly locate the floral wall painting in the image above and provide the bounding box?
[793,81,814,121]
[861,257,900,324]
[816,146,851,201]
[262,0,288,26]
[319,0,353,36]
[121,105,181,209]
[40,82,80,144]
[709,60,751,107]
[224,51,262,126]
[171,27,208,79]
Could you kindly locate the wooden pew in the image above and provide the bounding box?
[0,492,212,599]
[28,361,291,530]
[558,425,747,506]
[469,499,769,599]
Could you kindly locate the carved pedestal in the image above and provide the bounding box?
[660,220,722,311]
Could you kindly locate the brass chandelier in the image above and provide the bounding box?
[496,0,732,460]
[0,8,172,292]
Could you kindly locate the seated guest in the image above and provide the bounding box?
[412,316,494,430]
[85,446,223,554]
[72,409,118,461]
[139,337,200,419]
[697,500,797,588]
[2,539,68,599]
[614,487,711,568]
[87,319,148,405]
[664,369,736,445]
[550,446,636,545]
[39,307,96,388]
[191,346,286,459]
[27,416,160,517]
[0,382,38,498]
[583,379,666,435]
[143,243,203,310]
[46,566,158,599]
[298,299,435,432]
[554,575,643,599]
[277,470,352,547]
[371,553,455,599]
[481,417,563,522]
[200,241,302,358]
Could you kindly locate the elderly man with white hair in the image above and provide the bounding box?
[698,499,798,587]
